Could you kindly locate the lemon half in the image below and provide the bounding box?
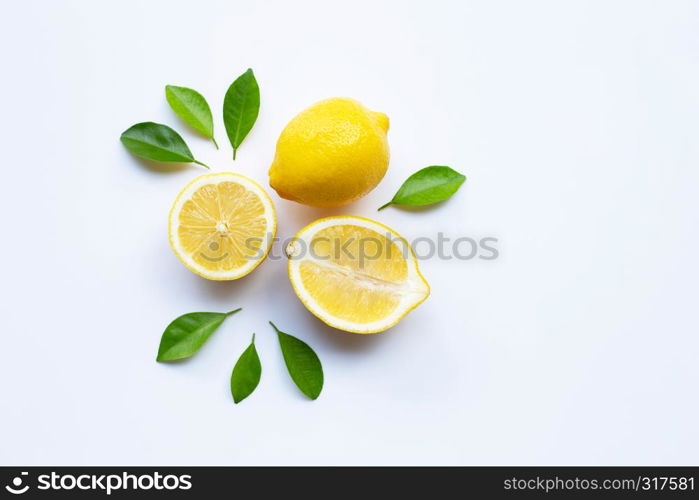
[168,173,277,280]
[286,216,429,333]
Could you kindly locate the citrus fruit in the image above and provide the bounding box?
[168,172,276,280]
[286,216,429,333]
[269,98,390,207]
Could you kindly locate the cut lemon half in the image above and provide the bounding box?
[286,216,429,333]
[168,172,276,280]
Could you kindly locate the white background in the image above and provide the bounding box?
[1,0,697,465]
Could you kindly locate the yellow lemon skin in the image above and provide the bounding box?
[269,98,390,207]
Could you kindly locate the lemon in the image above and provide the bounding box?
[286,216,429,333]
[168,172,277,280]
[269,98,390,207]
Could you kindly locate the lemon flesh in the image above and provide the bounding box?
[287,216,429,333]
[169,173,277,280]
[269,98,390,207]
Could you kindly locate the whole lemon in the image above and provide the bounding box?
[269,98,390,207]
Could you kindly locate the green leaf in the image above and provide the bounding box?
[120,122,209,168]
[223,68,260,160]
[378,166,466,210]
[270,322,323,400]
[230,333,262,404]
[165,85,218,149]
[156,308,241,361]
